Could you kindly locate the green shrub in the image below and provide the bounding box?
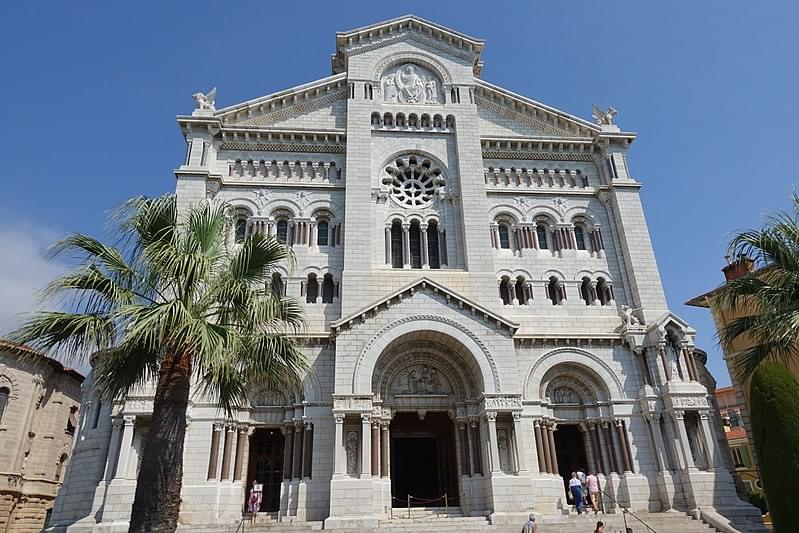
[746,490,767,515]
[750,362,799,531]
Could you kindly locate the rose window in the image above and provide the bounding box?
[382,156,445,208]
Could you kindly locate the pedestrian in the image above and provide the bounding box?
[520,513,537,533]
[594,520,605,533]
[247,480,263,514]
[586,470,600,514]
[568,472,585,514]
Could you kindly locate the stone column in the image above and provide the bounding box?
[470,419,482,475]
[595,422,611,475]
[384,226,392,265]
[615,420,633,473]
[207,422,222,481]
[466,420,476,475]
[580,423,597,474]
[533,420,547,473]
[283,423,294,479]
[647,414,668,472]
[402,224,410,268]
[512,413,527,473]
[361,413,372,478]
[456,421,468,476]
[234,427,248,481]
[333,414,345,475]
[672,411,695,469]
[486,412,501,473]
[381,421,390,478]
[420,223,429,268]
[292,421,304,479]
[371,421,380,477]
[302,421,313,479]
[698,412,718,469]
[547,423,559,475]
[221,426,235,480]
[104,418,124,482]
[602,421,618,473]
[589,423,606,474]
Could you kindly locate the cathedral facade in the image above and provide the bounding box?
[48,16,762,532]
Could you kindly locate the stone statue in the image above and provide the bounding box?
[425,80,439,104]
[346,431,358,475]
[383,76,397,104]
[620,305,641,327]
[553,386,576,404]
[396,65,425,103]
[497,429,510,472]
[592,104,617,126]
[193,87,217,111]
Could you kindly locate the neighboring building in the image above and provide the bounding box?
[715,386,762,496]
[0,340,83,532]
[49,15,763,532]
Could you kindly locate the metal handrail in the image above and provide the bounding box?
[600,489,656,533]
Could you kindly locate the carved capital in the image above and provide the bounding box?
[485,412,497,422]
[334,414,345,424]
[361,413,372,423]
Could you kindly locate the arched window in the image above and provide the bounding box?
[409,221,422,269]
[580,277,592,305]
[66,407,78,436]
[306,274,319,304]
[499,277,511,305]
[0,387,8,422]
[234,217,248,244]
[547,277,563,305]
[575,225,587,251]
[317,220,329,246]
[271,273,284,298]
[322,274,335,303]
[498,224,511,249]
[515,277,528,305]
[536,224,549,250]
[390,220,403,268]
[55,453,68,482]
[276,220,289,243]
[427,221,440,269]
[597,278,613,306]
[92,399,102,429]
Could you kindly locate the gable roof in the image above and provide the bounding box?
[330,277,518,334]
[332,15,485,77]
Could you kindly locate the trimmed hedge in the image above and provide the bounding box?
[750,362,799,532]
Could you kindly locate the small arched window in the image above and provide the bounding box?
[322,274,335,303]
[317,220,329,246]
[55,453,68,482]
[547,277,563,305]
[92,399,102,429]
[536,224,549,250]
[499,277,511,305]
[498,224,511,249]
[66,406,78,436]
[234,217,248,244]
[0,387,9,422]
[276,220,289,243]
[580,277,592,306]
[391,220,403,268]
[271,273,284,298]
[515,277,528,305]
[427,221,440,269]
[306,274,319,304]
[575,225,587,251]
[409,221,422,269]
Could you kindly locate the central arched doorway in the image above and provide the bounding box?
[370,330,485,510]
[390,412,458,506]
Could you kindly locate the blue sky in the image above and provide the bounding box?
[1,2,797,385]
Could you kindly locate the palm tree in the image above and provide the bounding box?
[8,194,306,532]
[715,193,799,380]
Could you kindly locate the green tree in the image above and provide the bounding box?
[715,193,799,379]
[8,195,305,532]
[749,363,799,531]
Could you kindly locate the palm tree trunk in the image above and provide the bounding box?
[128,351,192,533]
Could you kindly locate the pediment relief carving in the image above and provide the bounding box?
[381,64,441,105]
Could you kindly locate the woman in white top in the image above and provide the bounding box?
[568,472,586,514]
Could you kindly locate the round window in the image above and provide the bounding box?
[384,156,443,208]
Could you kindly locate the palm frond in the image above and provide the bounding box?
[7,311,115,364]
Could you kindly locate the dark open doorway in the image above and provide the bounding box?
[390,412,458,507]
[246,428,284,513]
[554,424,588,487]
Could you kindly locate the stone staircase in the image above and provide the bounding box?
[184,508,741,532]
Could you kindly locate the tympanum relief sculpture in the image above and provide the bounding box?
[389,364,451,395]
[382,64,441,104]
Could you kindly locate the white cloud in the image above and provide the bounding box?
[0,222,68,336]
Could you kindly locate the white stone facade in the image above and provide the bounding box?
[48,15,764,532]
